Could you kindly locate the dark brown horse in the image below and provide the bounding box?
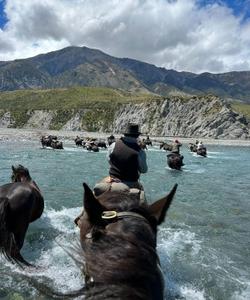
[144,136,153,146]
[167,153,184,170]
[107,135,116,146]
[197,148,207,157]
[159,142,173,152]
[0,165,44,265]
[75,182,177,300]
[75,136,84,146]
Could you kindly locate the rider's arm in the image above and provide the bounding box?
[138,150,148,173]
[106,142,115,160]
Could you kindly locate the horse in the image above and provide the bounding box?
[107,135,116,146]
[144,136,153,146]
[51,140,64,149]
[159,142,173,152]
[197,148,207,157]
[95,141,107,149]
[86,143,99,152]
[75,136,84,147]
[189,143,197,152]
[74,182,178,299]
[40,135,53,148]
[167,153,184,170]
[0,165,44,266]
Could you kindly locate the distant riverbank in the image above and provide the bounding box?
[0,128,250,146]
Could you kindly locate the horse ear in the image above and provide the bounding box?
[83,183,104,223]
[149,184,178,225]
[12,165,15,172]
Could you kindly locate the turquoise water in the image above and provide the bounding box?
[0,138,249,300]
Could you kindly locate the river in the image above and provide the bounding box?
[0,137,249,299]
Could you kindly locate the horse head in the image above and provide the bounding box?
[77,183,178,298]
[11,165,31,182]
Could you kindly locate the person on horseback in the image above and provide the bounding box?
[93,123,148,196]
[171,139,182,154]
[75,123,148,227]
[197,141,205,150]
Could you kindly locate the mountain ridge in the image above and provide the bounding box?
[1,46,250,102]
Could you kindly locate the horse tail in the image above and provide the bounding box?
[0,197,19,262]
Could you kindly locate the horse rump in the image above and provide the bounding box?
[0,197,19,263]
[167,153,184,170]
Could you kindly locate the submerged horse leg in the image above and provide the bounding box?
[11,222,33,266]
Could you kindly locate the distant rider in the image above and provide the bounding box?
[171,139,182,154]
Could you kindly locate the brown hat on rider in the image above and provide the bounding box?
[124,123,141,136]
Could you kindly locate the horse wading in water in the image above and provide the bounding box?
[0,165,44,265]
[167,153,184,170]
[75,182,178,300]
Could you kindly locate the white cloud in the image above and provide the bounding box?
[0,0,249,73]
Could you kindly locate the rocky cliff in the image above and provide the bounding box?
[0,95,249,139]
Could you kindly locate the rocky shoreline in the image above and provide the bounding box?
[1,128,250,146]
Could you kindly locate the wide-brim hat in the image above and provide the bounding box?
[124,123,141,136]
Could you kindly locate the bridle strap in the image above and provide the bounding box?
[102,210,149,223]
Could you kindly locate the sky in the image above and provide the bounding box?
[0,0,250,73]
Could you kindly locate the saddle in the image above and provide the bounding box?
[94,176,145,203]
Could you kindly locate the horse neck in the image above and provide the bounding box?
[20,176,40,192]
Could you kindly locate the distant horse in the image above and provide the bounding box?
[0,165,44,265]
[167,153,184,170]
[86,143,99,152]
[107,135,116,146]
[160,142,173,152]
[189,143,197,152]
[197,148,207,157]
[95,141,107,149]
[144,136,153,146]
[51,140,63,149]
[40,135,53,148]
[41,135,63,149]
[74,182,178,299]
[75,137,83,147]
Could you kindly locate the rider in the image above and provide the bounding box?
[197,141,205,150]
[93,123,148,196]
[171,139,182,154]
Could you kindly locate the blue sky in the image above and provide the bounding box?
[198,0,250,19]
[0,0,250,73]
[0,0,7,28]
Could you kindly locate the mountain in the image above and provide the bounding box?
[0,46,250,103]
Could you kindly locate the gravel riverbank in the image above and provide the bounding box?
[0,128,250,146]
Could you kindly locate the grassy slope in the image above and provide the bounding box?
[231,103,250,119]
[0,87,163,129]
[0,86,162,110]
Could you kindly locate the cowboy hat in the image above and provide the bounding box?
[124,123,141,136]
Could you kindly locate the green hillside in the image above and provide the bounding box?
[0,87,163,129]
[0,86,162,111]
[232,103,250,120]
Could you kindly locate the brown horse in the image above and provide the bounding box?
[167,153,184,170]
[159,142,173,151]
[75,182,177,300]
[0,165,44,265]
